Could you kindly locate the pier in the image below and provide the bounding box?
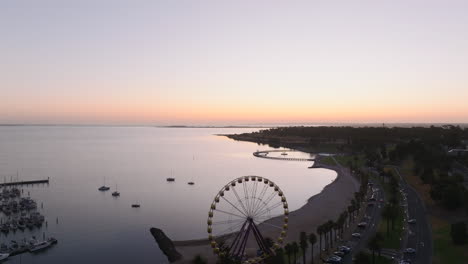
[253,150,314,161]
[0,178,49,187]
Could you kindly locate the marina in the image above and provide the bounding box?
[0,185,58,260]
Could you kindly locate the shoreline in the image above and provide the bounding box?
[165,153,360,263]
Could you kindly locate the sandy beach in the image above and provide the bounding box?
[170,157,360,263]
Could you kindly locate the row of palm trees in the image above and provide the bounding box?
[279,231,317,264]
[276,171,371,264]
[315,172,370,257]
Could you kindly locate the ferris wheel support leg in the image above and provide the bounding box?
[229,219,248,256]
[251,221,273,256]
[236,221,253,259]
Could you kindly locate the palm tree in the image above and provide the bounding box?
[368,234,382,264]
[347,205,353,224]
[342,211,349,230]
[326,220,334,249]
[333,222,340,242]
[382,204,393,236]
[321,223,328,250]
[308,233,317,264]
[285,243,292,264]
[350,199,357,219]
[316,225,323,255]
[292,242,299,264]
[299,232,308,264]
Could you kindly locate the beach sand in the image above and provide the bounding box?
[171,159,360,263]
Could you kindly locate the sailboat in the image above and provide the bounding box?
[131,200,140,208]
[166,169,175,182]
[187,155,195,185]
[98,177,110,191]
[112,184,120,197]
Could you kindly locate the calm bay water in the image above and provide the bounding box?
[0,126,335,263]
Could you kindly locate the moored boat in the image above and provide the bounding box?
[29,240,52,252]
[0,253,9,261]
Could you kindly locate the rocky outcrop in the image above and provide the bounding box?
[150,228,183,263]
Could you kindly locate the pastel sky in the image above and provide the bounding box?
[1,0,468,125]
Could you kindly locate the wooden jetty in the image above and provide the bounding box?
[0,178,49,187]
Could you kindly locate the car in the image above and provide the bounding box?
[408,219,416,224]
[351,233,361,238]
[325,255,342,263]
[357,222,367,228]
[399,260,412,264]
[333,251,345,257]
[338,245,351,253]
[404,248,416,254]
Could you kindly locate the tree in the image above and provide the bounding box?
[451,221,467,245]
[316,225,323,255]
[368,234,382,264]
[299,232,308,264]
[326,220,334,249]
[347,205,353,225]
[382,204,393,236]
[354,252,371,264]
[308,233,317,264]
[292,242,299,264]
[442,185,464,210]
[266,248,285,264]
[284,243,292,264]
[192,255,207,264]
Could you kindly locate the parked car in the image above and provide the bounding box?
[338,245,351,253]
[325,255,342,263]
[351,233,361,238]
[333,251,345,257]
[404,248,416,254]
[408,219,416,224]
[357,222,367,228]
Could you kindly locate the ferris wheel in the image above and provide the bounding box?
[207,176,289,263]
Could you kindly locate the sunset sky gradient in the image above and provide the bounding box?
[2,1,468,125]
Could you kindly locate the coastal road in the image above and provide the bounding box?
[392,167,433,264]
[340,180,385,264]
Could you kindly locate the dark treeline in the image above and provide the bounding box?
[236,125,467,150]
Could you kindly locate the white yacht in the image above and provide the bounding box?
[0,253,9,261]
[29,240,52,252]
